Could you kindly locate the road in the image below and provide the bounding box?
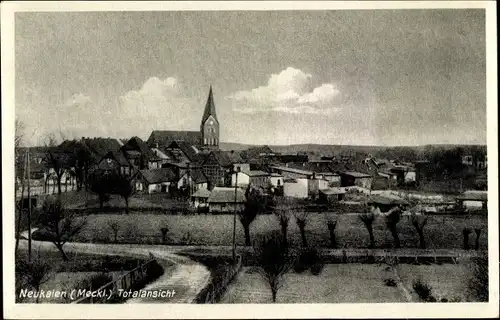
[18,229,211,304]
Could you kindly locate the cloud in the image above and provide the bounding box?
[226,67,341,114]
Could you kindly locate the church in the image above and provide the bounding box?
[146,86,220,151]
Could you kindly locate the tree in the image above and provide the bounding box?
[474,227,482,250]
[273,197,293,246]
[160,226,169,244]
[294,211,309,247]
[239,186,265,246]
[46,150,68,195]
[39,196,87,260]
[326,215,338,248]
[411,215,428,249]
[385,206,402,248]
[111,174,134,214]
[16,252,53,303]
[254,233,293,303]
[462,227,472,250]
[90,174,111,209]
[359,208,376,249]
[106,218,120,243]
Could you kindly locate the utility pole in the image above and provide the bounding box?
[27,148,32,262]
[232,167,240,262]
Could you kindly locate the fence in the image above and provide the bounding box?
[196,255,242,304]
[72,253,158,304]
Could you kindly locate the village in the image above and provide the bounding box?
[16,87,488,216]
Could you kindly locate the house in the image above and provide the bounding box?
[283,178,308,198]
[120,136,157,169]
[201,150,233,189]
[240,145,276,161]
[319,172,341,186]
[191,188,211,210]
[456,190,487,211]
[177,168,209,194]
[339,171,373,189]
[134,168,177,194]
[231,170,270,189]
[146,86,220,151]
[97,151,134,177]
[165,140,203,164]
[269,173,284,188]
[207,187,246,213]
[225,150,250,172]
[390,165,416,185]
[319,187,346,203]
[278,153,308,163]
[271,166,314,180]
[150,147,174,168]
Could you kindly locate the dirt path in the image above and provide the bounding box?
[18,229,210,304]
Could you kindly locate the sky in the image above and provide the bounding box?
[15,10,486,147]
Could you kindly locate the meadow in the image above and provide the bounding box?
[69,212,488,250]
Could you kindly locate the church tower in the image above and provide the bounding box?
[200,86,219,149]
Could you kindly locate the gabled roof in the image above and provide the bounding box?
[271,165,314,176]
[147,130,202,149]
[201,86,218,124]
[138,168,177,184]
[81,138,122,158]
[101,151,131,167]
[121,136,154,157]
[224,150,244,164]
[192,188,211,198]
[203,150,233,167]
[208,187,246,203]
[167,140,201,162]
[242,145,275,160]
[340,171,372,178]
[182,168,208,184]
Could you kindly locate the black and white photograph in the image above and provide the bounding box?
[2,1,498,319]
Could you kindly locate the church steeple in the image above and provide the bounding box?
[201,85,218,125]
[200,86,220,149]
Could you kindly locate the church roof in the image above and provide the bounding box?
[147,130,202,149]
[201,86,217,124]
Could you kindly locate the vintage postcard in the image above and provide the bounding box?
[2,1,498,319]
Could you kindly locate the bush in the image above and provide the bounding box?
[412,279,435,302]
[310,263,324,276]
[294,248,324,275]
[384,278,397,287]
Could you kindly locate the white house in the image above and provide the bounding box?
[269,173,284,188]
[283,178,309,198]
[177,169,209,193]
[457,190,487,211]
[231,170,270,189]
[191,187,211,209]
[134,168,177,194]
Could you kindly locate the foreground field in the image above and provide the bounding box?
[70,213,487,249]
[220,263,474,303]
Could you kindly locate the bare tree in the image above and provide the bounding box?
[273,197,293,246]
[254,233,293,303]
[106,218,120,243]
[462,227,472,250]
[294,211,309,247]
[326,214,338,248]
[411,215,428,249]
[385,206,402,248]
[16,251,53,303]
[39,196,87,260]
[160,226,169,244]
[109,174,134,214]
[239,186,265,246]
[474,227,482,250]
[359,208,376,249]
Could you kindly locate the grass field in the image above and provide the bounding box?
[69,213,487,249]
[220,262,475,303]
[221,264,407,303]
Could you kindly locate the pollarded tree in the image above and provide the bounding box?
[254,232,294,303]
[239,186,266,246]
[294,211,309,248]
[325,214,338,248]
[39,196,87,261]
[359,207,376,249]
[273,197,294,247]
[411,215,428,249]
[385,206,402,248]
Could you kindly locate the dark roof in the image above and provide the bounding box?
[242,145,275,160]
[187,168,209,184]
[224,150,244,163]
[241,170,270,177]
[204,150,233,167]
[121,136,154,157]
[147,130,202,149]
[320,187,346,195]
[139,168,177,184]
[201,86,218,124]
[104,151,131,166]
[271,165,313,176]
[341,171,372,178]
[167,140,202,162]
[82,138,122,158]
[208,187,246,203]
